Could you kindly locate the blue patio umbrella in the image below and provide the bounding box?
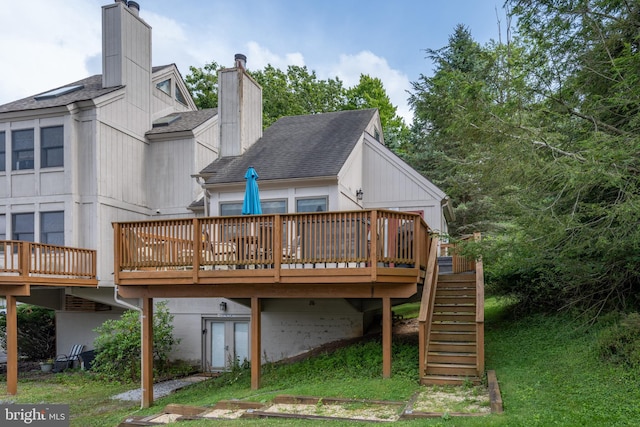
[242,167,262,215]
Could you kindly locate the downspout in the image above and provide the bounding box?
[193,175,211,216]
[113,286,146,409]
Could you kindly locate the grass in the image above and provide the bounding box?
[1,297,640,426]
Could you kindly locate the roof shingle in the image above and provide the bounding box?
[202,109,377,185]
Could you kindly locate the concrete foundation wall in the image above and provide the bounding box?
[55,310,126,356]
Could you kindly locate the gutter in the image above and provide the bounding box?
[113,286,147,409]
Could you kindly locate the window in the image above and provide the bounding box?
[156,79,171,96]
[261,200,287,214]
[0,214,5,240]
[12,213,34,242]
[41,211,64,245]
[41,126,63,168]
[220,203,243,216]
[175,86,188,105]
[12,129,34,170]
[0,132,5,172]
[296,197,327,213]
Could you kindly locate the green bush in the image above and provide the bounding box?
[597,312,640,369]
[0,305,56,361]
[91,301,180,381]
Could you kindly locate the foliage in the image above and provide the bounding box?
[184,61,220,109]
[0,304,56,360]
[4,299,640,426]
[597,312,640,369]
[408,3,640,315]
[185,61,407,149]
[91,301,179,381]
[345,74,410,150]
[250,65,346,127]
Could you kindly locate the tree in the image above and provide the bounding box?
[408,24,500,235]
[407,2,640,315]
[184,61,221,109]
[0,305,56,361]
[345,74,409,150]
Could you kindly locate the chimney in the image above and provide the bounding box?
[219,54,263,157]
[102,1,151,88]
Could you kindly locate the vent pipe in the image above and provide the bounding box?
[235,53,247,70]
[127,1,140,16]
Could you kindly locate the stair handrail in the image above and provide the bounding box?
[418,235,440,377]
[474,232,485,376]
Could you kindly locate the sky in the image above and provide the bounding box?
[0,0,509,123]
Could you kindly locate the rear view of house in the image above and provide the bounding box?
[0,0,483,407]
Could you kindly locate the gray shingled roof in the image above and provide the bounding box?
[202,108,377,184]
[0,75,122,113]
[146,109,217,135]
[0,65,177,114]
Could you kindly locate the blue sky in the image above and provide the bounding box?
[0,0,508,123]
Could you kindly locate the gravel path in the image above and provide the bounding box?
[112,376,209,401]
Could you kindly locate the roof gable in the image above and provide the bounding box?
[203,109,377,185]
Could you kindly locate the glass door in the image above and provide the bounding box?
[203,318,250,371]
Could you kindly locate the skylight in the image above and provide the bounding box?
[152,113,182,128]
[34,85,84,100]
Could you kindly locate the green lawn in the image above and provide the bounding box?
[1,297,639,426]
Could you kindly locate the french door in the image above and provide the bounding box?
[203,318,250,371]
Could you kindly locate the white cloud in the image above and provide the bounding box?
[0,0,101,104]
[328,51,413,124]
[245,42,305,70]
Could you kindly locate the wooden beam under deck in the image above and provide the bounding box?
[117,282,418,299]
[141,298,154,408]
[6,296,18,395]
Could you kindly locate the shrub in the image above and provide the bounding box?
[0,305,56,360]
[597,312,640,369]
[91,301,179,381]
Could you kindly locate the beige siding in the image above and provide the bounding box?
[362,134,446,232]
[219,68,262,156]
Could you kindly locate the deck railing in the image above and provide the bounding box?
[0,240,97,280]
[440,234,477,273]
[114,210,430,273]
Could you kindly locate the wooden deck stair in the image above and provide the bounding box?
[421,272,483,386]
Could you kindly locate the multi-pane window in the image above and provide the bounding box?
[220,203,243,216]
[12,129,34,171]
[41,211,64,245]
[0,132,5,172]
[296,197,327,213]
[41,126,63,168]
[261,200,286,214]
[12,213,34,242]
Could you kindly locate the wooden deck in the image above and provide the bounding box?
[113,210,430,299]
[0,241,97,396]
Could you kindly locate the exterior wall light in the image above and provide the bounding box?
[356,189,364,200]
[219,301,227,311]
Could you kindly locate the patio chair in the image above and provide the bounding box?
[53,344,84,372]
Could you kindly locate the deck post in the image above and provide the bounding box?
[6,295,18,395]
[141,298,154,408]
[382,296,392,378]
[251,296,261,390]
